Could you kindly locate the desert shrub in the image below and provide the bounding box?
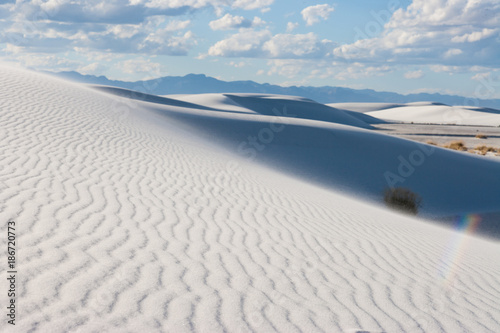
[425,140,437,146]
[443,140,467,151]
[475,133,488,139]
[384,187,422,215]
[475,145,497,155]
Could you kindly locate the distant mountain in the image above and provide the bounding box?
[49,71,500,109]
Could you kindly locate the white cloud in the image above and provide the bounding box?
[471,70,500,84]
[267,59,308,78]
[209,14,264,30]
[0,10,197,56]
[444,48,463,58]
[451,28,498,43]
[471,72,491,81]
[429,65,466,74]
[208,29,272,57]
[263,33,333,58]
[404,70,423,79]
[286,22,298,32]
[208,30,333,59]
[0,52,81,72]
[334,0,500,68]
[119,57,165,78]
[78,62,106,75]
[3,43,23,55]
[140,30,196,55]
[301,4,334,26]
[229,61,246,67]
[164,19,191,31]
[231,0,274,10]
[265,59,392,80]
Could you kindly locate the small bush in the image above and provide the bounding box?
[425,140,437,146]
[475,133,488,139]
[475,145,497,155]
[384,187,422,215]
[443,140,467,151]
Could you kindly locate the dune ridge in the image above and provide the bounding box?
[1,66,500,332]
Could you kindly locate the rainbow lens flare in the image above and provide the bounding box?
[438,214,482,282]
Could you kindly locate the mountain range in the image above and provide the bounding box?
[49,71,500,109]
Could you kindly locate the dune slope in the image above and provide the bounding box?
[365,103,500,126]
[1,66,500,333]
[105,90,500,223]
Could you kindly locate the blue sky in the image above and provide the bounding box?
[1,0,499,99]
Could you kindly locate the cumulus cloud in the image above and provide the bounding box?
[301,4,334,26]
[444,48,463,58]
[451,28,498,43]
[208,30,333,59]
[0,6,196,56]
[208,29,272,57]
[334,0,500,68]
[209,14,264,30]
[0,0,271,58]
[263,33,333,58]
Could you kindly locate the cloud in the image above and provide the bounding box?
[404,70,423,79]
[444,48,463,58]
[286,22,299,32]
[78,62,107,75]
[229,61,246,68]
[208,29,272,57]
[209,14,264,30]
[231,0,274,10]
[208,30,333,59]
[0,12,196,56]
[451,28,498,43]
[119,57,165,77]
[164,19,191,31]
[301,4,334,26]
[0,0,271,56]
[0,51,81,71]
[471,72,490,81]
[262,33,333,58]
[265,59,392,80]
[334,0,500,68]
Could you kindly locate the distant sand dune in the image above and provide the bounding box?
[1,66,499,332]
[366,104,500,126]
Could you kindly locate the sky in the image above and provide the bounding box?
[0,0,499,99]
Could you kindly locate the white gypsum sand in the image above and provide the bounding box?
[1,66,500,332]
[334,102,500,127]
[98,88,500,221]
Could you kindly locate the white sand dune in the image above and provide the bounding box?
[1,66,500,333]
[329,103,407,113]
[99,88,500,222]
[340,103,500,127]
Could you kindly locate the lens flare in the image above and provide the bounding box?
[438,214,481,283]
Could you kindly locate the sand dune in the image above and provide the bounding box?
[1,66,500,332]
[364,103,500,127]
[99,90,500,223]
